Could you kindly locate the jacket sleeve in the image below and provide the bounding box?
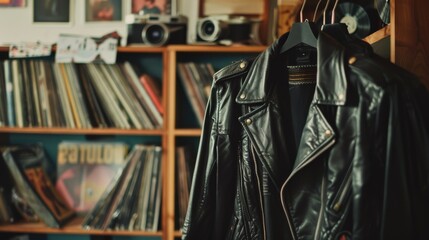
[380,75,429,239]
[182,68,244,239]
[181,83,218,239]
[181,57,254,239]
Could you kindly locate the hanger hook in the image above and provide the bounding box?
[322,0,331,25]
[330,0,340,24]
[300,0,308,22]
[313,0,325,22]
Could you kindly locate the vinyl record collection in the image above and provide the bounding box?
[0,60,163,130]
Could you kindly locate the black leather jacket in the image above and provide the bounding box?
[182,30,429,240]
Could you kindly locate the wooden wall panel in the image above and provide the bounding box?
[392,0,429,89]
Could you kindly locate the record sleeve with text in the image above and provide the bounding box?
[55,141,129,215]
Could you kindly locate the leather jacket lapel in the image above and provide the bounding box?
[314,32,348,106]
[239,101,294,190]
[293,105,336,170]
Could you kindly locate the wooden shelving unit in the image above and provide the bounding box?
[0,218,162,236]
[0,44,264,240]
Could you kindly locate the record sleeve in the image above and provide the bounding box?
[3,144,75,228]
[55,141,128,215]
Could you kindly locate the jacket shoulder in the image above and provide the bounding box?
[213,58,255,82]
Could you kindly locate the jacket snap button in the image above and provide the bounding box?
[239,93,246,100]
[348,56,357,64]
[245,119,252,125]
[240,61,247,69]
[325,130,332,137]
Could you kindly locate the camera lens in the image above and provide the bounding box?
[197,19,224,42]
[147,25,164,43]
[202,21,215,36]
[142,23,169,46]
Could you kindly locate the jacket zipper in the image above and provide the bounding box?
[314,169,326,240]
[238,154,252,237]
[280,139,336,240]
[251,146,267,240]
[331,166,352,212]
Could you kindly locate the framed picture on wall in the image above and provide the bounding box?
[0,0,26,7]
[33,0,72,24]
[131,0,177,15]
[199,0,263,16]
[85,0,123,22]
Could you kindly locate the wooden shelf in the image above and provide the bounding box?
[117,45,166,53]
[1,45,265,54]
[168,44,267,53]
[174,230,182,237]
[0,127,165,135]
[0,45,166,54]
[174,129,202,137]
[0,217,163,236]
[363,25,391,45]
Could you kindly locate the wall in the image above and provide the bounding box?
[392,0,429,89]
[0,0,196,46]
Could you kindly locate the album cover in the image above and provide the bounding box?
[55,141,128,215]
[55,33,119,64]
[0,146,20,223]
[2,144,75,228]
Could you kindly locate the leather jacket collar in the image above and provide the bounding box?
[232,31,371,107]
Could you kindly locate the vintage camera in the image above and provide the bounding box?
[126,14,187,46]
[196,15,260,44]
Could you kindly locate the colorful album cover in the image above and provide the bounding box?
[55,141,128,215]
[2,144,75,228]
[24,167,73,221]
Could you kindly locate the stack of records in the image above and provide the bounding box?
[81,144,162,232]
